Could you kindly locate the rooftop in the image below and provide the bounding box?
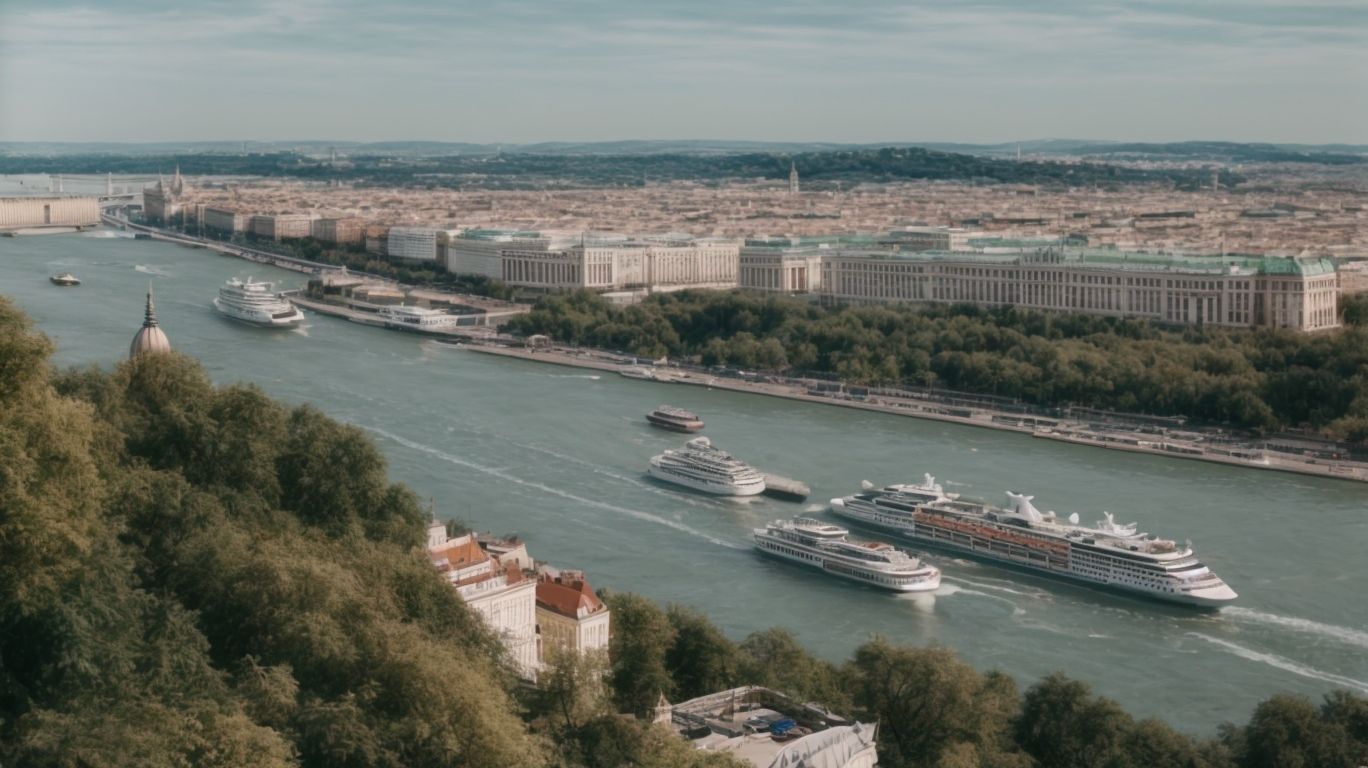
[536,570,607,619]
[835,246,1338,276]
[665,686,877,768]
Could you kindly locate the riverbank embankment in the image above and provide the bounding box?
[460,342,1368,484]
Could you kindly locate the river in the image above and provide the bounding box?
[2,228,1365,734]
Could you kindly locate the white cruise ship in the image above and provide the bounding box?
[755,518,941,592]
[829,474,1237,607]
[212,277,304,327]
[376,304,461,333]
[648,436,766,496]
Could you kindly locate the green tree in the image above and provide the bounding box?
[604,593,676,718]
[1015,673,1133,768]
[664,605,741,701]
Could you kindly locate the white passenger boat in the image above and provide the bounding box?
[754,518,941,592]
[648,436,765,496]
[212,277,304,327]
[376,304,461,332]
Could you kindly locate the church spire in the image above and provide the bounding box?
[144,283,159,327]
[788,161,799,195]
[129,282,172,358]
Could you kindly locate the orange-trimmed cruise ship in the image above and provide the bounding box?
[829,474,1236,608]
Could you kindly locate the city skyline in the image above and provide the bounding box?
[1,0,1365,144]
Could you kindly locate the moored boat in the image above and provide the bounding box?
[375,304,461,333]
[50,272,81,286]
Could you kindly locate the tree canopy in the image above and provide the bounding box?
[509,289,1368,443]
[2,295,1364,768]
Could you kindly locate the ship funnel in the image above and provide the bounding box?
[1005,491,1044,523]
[861,480,874,490]
[1068,512,1080,525]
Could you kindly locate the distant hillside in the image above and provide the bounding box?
[5,138,1364,161]
[0,146,1231,190]
[1075,141,1366,165]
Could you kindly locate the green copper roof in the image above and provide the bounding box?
[844,247,1336,277]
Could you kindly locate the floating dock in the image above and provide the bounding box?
[761,474,810,502]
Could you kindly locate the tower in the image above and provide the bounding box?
[129,283,172,358]
[1211,168,1219,194]
[788,162,799,195]
[171,164,184,197]
[105,172,113,196]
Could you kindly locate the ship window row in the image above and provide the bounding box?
[766,543,823,563]
[825,561,921,587]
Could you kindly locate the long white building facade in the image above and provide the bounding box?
[502,236,739,292]
[0,196,101,231]
[447,228,555,278]
[819,247,1340,332]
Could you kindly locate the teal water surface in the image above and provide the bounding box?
[2,230,1366,734]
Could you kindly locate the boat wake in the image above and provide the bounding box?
[134,264,170,276]
[363,426,746,551]
[803,503,825,513]
[83,230,132,238]
[937,579,1022,610]
[1187,633,1368,694]
[949,575,1051,601]
[1221,607,1368,650]
[547,373,601,380]
[894,592,937,613]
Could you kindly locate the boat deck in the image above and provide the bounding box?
[761,473,810,501]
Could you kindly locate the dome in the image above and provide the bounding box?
[129,285,171,358]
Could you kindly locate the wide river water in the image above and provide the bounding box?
[2,229,1366,734]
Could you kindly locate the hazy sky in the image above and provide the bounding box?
[1,0,1364,144]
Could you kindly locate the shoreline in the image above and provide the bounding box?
[459,342,1368,485]
[94,214,1368,485]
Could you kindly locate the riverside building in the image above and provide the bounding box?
[0,196,101,231]
[818,247,1340,332]
[737,236,875,294]
[202,206,247,236]
[427,522,539,679]
[447,228,555,278]
[311,216,365,245]
[249,213,314,241]
[387,227,460,265]
[143,167,191,224]
[501,235,739,292]
[535,568,610,657]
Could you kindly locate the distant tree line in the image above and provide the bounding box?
[0,146,1237,190]
[1081,141,1366,166]
[507,290,1368,443]
[1,296,1365,766]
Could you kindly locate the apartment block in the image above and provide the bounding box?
[447,228,552,278]
[502,236,740,292]
[819,247,1340,332]
[311,216,365,245]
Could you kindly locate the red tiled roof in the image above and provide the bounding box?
[536,573,606,619]
[430,536,488,572]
